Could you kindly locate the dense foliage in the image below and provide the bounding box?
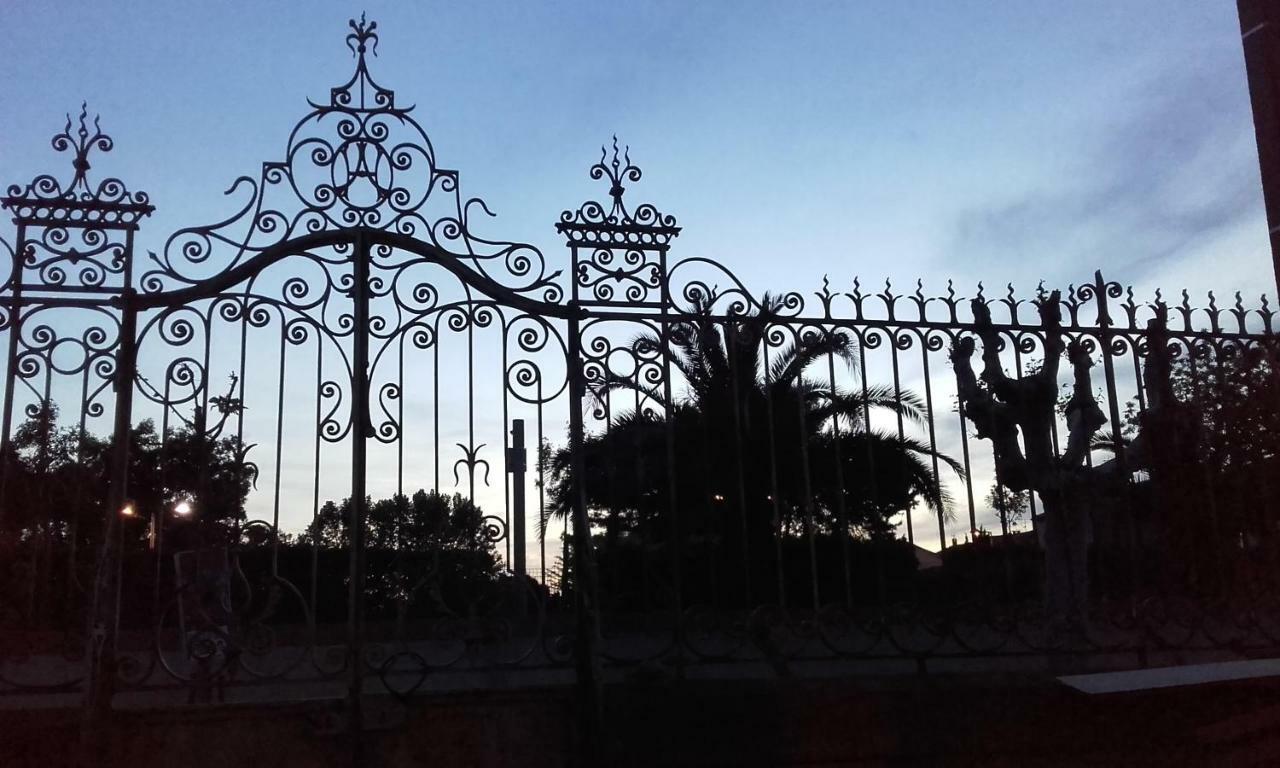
[543,297,962,606]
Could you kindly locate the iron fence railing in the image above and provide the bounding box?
[0,16,1277,744]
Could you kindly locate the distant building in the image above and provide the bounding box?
[912,544,943,570]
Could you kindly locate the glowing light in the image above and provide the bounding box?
[173,500,193,516]
[712,494,725,502]
[120,503,136,517]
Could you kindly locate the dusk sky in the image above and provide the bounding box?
[2,1,1269,299]
[0,2,1272,559]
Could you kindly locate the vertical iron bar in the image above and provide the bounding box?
[795,388,821,611]
[889,334,911,544]
[857,339,885,604]
[397,328,405,498]
[826,344,852,607]
[662,319,685,654]
[920,340,945,549]
[0,223,25,525]
[271,320,287,572]
[501,324,511,567]
[537,387,546,585]
[728,325,751,606]
[956,393,977,539]
[510,419,527,576]
[347,230,370,757]
[310,342,324,616]
[1093,271,1138,609]
[433,317,441,493]
[761,337,786,606]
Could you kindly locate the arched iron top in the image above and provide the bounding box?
[134,227,575,320]
[142,15,562,304]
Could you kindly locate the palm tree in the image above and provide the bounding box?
[543,295,962,605]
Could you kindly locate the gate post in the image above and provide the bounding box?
[81,287,138,762]
[347,227,371,758]
[556,140,682,760]
[567,307,604,759]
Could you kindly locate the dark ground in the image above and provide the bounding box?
[3,672,1279,766]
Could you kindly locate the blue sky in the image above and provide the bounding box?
[1,1,1268,298]
[0,2,1271,556]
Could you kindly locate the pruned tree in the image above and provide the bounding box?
[951,283,1207,622]
[950,288,1112,624]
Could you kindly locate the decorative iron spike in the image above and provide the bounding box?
[610,135,623,170]
[58,102,109,191]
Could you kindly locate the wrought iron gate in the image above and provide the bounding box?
[2,15,1280,758]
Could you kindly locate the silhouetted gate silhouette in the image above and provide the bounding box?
[2,16,1279,759]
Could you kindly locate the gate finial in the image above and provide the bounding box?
[3,106,152,228]
[559,138,678,239]
[346,12,379,59]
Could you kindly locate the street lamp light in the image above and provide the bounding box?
[173,499,193,517]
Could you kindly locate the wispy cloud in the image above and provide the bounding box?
[951,54,1265,289]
